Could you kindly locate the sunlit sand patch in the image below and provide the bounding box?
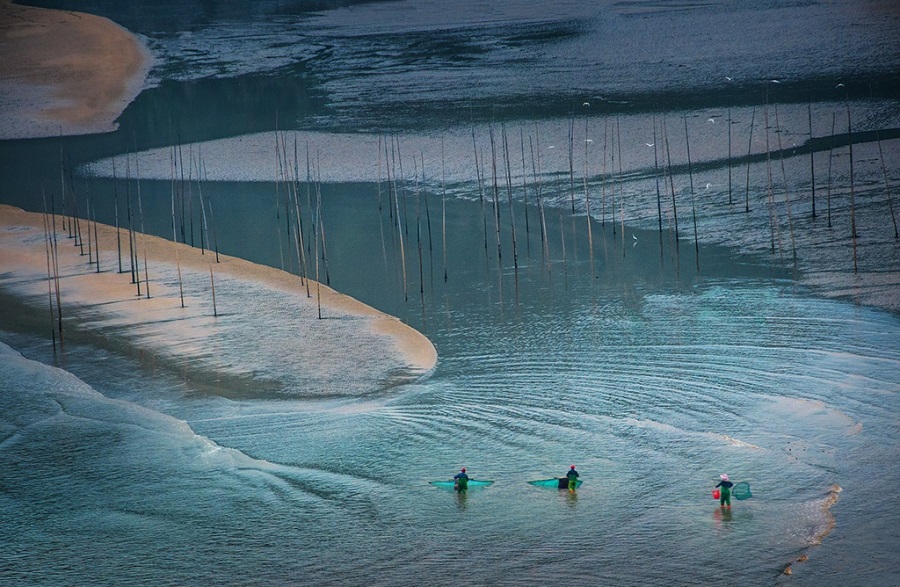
[0,205,436,397]
[0,0,152,139]
[767,396,861,435]
[622,417,764,449]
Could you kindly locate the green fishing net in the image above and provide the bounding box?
[732,481,752,500]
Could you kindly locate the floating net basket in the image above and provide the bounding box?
[733,481,752,500]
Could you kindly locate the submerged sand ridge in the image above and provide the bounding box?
[0,0,152,139]
[0,204,437,397]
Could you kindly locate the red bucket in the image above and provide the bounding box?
[712,489,721,500]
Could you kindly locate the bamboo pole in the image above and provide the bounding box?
[125,155,140,294]
[315,151,331,286]
[391,137,408,301]
[290,137,310,294]
[209,265,218,317]
[489,124,503,267]
[113,156,123,273]
[170,146,185,308]
[41,187,58,347]
[663,115,679,244]
[91,197,100,273]
[273,130,285,270]
[49,187,63,342]
[502,124,519,274]
[136,156,151,299]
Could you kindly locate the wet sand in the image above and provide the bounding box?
[0,0,152,139]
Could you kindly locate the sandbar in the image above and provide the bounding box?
[0,0,152,139]
[0,204,437,396]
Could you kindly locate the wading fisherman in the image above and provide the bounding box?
[715,474,734,508]
[565,465,580,492]
[453,468,469,492]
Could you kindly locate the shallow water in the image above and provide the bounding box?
[2,1,899,585]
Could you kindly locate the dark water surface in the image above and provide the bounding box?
[2,1,899,585]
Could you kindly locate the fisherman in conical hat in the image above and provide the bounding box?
[715,474,734,508]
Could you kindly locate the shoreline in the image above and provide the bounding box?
[0,204,437,395]
[0,0,152,139]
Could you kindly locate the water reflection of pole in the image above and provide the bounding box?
[847,101,857,273]
[471,125,489,257]
[441,139,448,282]
[662,114,679,245]
[683,113,700,269]
[414,155,425,300]
[764,87,784,261]
[601,118,608,229]
[870,85,899,239]
[41,187,58,348]
[583,116,594,276]
[520,127,532,257]
[530,132,551,273]
[652,120,663,252]
[744,104,756,213]
[569,109,576,213]
[808,100,816,218]
[826,112,835,228]
[773,103,797,262]
[616,115,625,255]
[502,124,519,279]
[727,106,733,205]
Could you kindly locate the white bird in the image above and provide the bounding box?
[548,145,556,149]
[725,76,733,81]
[836,83,845,88]
[708,118,715,123]
[645,142,654,147]
[583,102,590,107]
[705,182,712,189]
[585,139,594,143]
[770,79,780,84]
[632,234,638,240]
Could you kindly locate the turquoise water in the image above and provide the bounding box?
[1,1,899,585]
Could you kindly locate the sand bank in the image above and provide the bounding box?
[0,204,437,396]
[0,0,152,139]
